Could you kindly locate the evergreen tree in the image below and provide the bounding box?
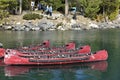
[47,0,62,10]
[0,0,9,20]
[22,0,30,10]
[39,0,65,13]
[78,0,101,19]
[100,0,119,21]
[0,0,17,20]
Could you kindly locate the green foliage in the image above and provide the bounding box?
[100,0,119,21]
[78,0,101,19]
[0,0,9,10]
[77,0,119,20]
[48,0,63,10]
[0,10,9,19]
[0,0,8,20]
[23,13,43,20]
[22,0,30,10]
[40,0,64,11]
[0,0,18,20]
[8,0,18,10]
[0,0,119,21]
[119,0,120,7]
[40,0,46,4]
[109,9,119,20]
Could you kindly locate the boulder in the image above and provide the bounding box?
[37,19,55,31]
[89,22,99,29]
[2,25,13,30]
[32,27,40,31]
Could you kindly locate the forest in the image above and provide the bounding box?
[0,0,120,21]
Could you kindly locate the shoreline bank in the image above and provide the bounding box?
[0,12,120,31]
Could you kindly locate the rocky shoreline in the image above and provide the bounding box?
[0,13,120,31]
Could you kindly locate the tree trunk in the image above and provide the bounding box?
[65,0,69,16]
[19,0,22,14]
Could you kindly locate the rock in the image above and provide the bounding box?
[70,19,76,25]
[37,19,55,31]
[57,26,66,31]
[0,26,3,30]
[25,27,30,31]
[71,23,81,30]
[3,25,13,30]
[2,11,120,31]
[47,16,57,20]
[16,22,21,25]
[24,22,35,29]
[13,24,22,31]
[32,27,40,31]
[89,22,99,29]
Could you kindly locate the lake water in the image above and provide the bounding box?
[0,29,120,80]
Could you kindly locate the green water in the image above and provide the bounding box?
[0,29,120,80]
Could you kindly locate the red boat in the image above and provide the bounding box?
[18,41,77,53]
[0,40,50,58]
[4,61,108,77]
[8,45,91,58]
[0,48,5,58]
[4,48,108,65]
[0,40,78,58]
[18,40,76,51]
[18,40,50,50]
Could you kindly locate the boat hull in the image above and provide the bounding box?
[4,50,108,65]
[0,48,5,58]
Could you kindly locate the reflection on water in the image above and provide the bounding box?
[4,61,108,78]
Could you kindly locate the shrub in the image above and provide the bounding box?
[23,13,43,20]
[109,9,119,21]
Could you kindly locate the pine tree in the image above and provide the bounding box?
[78,0,101,19]
[101,0,119,21]
[0,0,9,20]
[0,0,17,20]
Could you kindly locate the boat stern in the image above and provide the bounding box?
[4,49,29,65]
[0,48,5,58]
[90,50,108,61]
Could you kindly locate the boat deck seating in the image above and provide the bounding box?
[20,52,90,60]
[29,56,90,63]
[18,49,78,55]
